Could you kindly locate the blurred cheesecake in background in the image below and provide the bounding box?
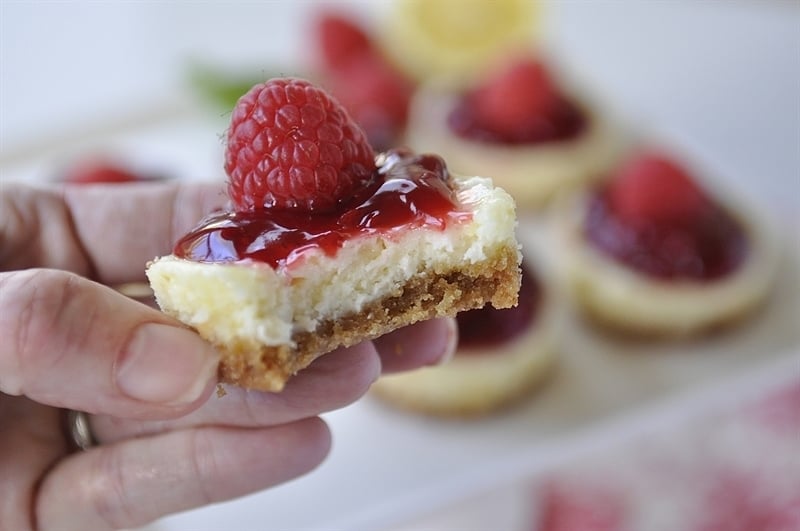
[372,258,557,417]
[555,149,778,337]
[382,0,539,89]
[310,10,415,152]
[405,55,623,209]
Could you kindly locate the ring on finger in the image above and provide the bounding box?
[65,410,96,451]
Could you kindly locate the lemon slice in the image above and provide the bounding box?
[383,0,539,86]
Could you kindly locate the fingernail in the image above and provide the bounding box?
[117,323,219,405]
[432,317,458,366]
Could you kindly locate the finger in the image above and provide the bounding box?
[64,181,228,285]
[92,319,459,443]
[0,182,227,284]
[373,317,458,373]
[0,184,91,274]
[0,269,218,419]
[36,418,330,531]
[90,342,381,443]
[0,396,66,531]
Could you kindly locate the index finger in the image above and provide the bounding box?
[63,181,227,285]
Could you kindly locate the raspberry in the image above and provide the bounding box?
[608,152,710,224]
[472,57,561,138]
[315,13,373,70]
[314,12,415,151]
[63,160,143,184]
[327,52,414,151]
[225,77,377,212]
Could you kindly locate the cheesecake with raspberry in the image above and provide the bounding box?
[557,151,777,336]
[372,259,556,417]
[312,12,415,152]
[146,78,521,391]
[406,56,622,208]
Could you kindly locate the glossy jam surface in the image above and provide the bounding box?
[447,93,587,145]
[456,262,541,351]
[585,190,748,281]
[174,150,468,268]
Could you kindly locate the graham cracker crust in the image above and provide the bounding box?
[218,244,520,391]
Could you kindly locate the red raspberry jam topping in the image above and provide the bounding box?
[174,149,469,269]
[607,153,711,224]
[456,261,541,350]
[585,190,747,280]
[584,153,748,281]
[447,58,586,145]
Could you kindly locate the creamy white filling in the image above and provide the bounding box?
[555,194,779,335]
[146,175,519,349]
[405,84,624,207]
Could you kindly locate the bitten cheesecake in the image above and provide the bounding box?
[147,78,521,391]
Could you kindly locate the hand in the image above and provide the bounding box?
[0,182,457,531]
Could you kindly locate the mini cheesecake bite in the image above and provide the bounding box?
[372,260,556,417]
[146,78,521,391]
[405,56,622,209]
[557,150,777,336]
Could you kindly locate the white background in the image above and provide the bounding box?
[2,1,798,224]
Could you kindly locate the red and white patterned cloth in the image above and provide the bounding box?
[536,379,800,531]
[390,369,800,531]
